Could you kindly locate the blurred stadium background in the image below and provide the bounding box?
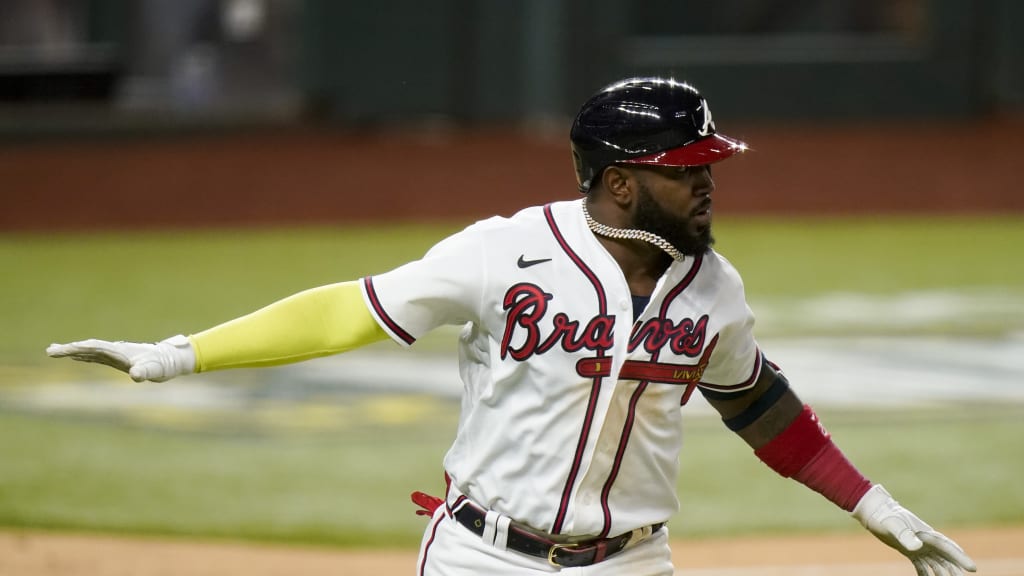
[1,1,1023,575]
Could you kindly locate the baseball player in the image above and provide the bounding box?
[48,77,975,576]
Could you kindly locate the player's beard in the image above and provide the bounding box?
[634,182,714,256]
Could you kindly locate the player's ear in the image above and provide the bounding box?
[602,165,635,206]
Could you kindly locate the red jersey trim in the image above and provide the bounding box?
[544,203,609,535]
[362,276,416,345]
[697,346,762,393]
[597,254,703,537]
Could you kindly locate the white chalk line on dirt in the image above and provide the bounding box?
[4,334,1023,423]
[679,558,1024,576]
[2,529,1022,576]
[3,290,1022,424]
[2,527,1022,576]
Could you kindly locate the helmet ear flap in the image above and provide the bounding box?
[571,146,593,193]
[572,154,615,194]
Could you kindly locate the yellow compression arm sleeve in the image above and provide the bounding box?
[187,281,389,372]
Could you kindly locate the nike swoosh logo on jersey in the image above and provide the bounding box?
[517,255,552,268]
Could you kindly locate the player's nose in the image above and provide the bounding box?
[693,172,714,197]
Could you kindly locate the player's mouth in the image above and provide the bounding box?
[691,200,712,227]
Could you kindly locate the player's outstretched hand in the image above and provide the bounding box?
[853,484,977,576]
[46,335,196,383]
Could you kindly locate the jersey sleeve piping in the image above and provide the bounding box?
[697,347,762,393]
[361,276,416,346]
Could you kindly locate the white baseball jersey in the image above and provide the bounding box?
[361,198,762,539]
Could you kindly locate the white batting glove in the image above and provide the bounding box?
[46,335,196,383]
[852,484,976,576]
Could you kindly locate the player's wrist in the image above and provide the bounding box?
[754,405,871,511]
[851,483,890,525]
[162,334,197,375]
[791,436,872,511]
[127,334,196,382]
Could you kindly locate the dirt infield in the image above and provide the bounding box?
[3,526,1022,576]
[2,117,1022,232]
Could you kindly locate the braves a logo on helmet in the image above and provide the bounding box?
[697,98,715,137]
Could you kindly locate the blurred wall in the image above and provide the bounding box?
[2,0,1022,231]
[1,0,1022,131]
[300,0,1023,123]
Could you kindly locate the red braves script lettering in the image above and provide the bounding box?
[500,283,615,360]
[628,314,708,357]
[500,284,710,361]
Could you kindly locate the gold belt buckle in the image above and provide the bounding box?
[547,542,579,567]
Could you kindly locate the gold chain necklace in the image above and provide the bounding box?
[581,201,684,261]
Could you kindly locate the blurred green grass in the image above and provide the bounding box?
[677,405,1024,537]
[0,409,456,547]
[1,404,1021,547]
[2,215,1023,546]
[713,215,1024,295]
[1,222,465,363]
[3,215,1023,363]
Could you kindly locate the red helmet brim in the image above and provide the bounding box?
[622,133,748,167]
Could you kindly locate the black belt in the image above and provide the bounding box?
[452,501,664,567]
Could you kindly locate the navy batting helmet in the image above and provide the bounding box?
[570,77,747,193]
